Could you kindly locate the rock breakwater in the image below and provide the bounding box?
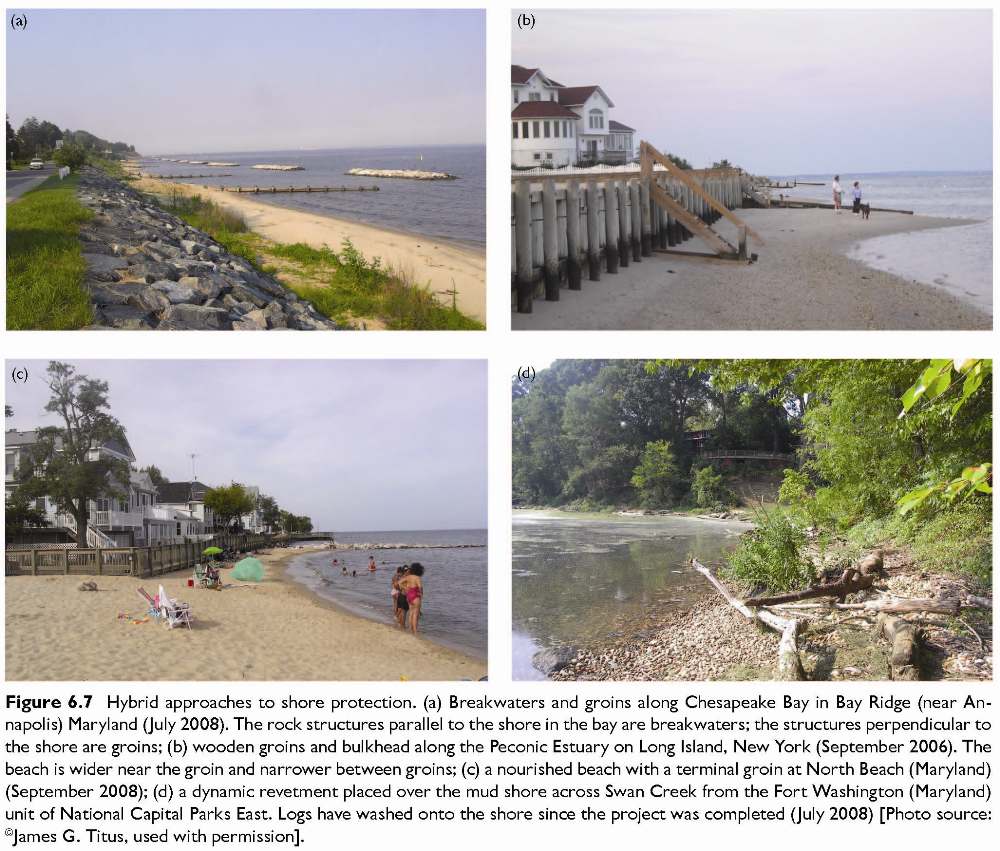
[75,168,338,330]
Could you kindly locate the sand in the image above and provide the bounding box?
[4,547,486,682]
[135,175,486,323]
[512,207,992,330]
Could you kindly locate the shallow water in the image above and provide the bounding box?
[143,145,486,247]
[287,529,487,659]
[777,171,992,315]
[511,511,749,680]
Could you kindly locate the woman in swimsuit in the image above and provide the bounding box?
[399,563,424,635]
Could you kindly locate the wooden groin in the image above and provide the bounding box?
[772,196,914,215]
[214,185,380,194]
[5,532,272,578]
[149,173,234,179]
[511,149,753,312]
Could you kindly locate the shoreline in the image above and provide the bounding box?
[282,547,486,662]
[4,545,486,681]
[546,548,991,682]
[512,207,992,330]
[135,174,485,322]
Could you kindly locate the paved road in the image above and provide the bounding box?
[6,164,56,202]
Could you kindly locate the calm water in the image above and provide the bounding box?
[143,146,485,247]
[777,171,992,315]
[512,510,750,680]
[287,529,487,659]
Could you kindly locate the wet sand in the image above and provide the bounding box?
[512,207,991,330]
[4,547,486,682]
[135,175,486,323]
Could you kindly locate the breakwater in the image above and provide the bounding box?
[75,169,338,330]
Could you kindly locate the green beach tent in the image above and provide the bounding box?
[232,557,264,582]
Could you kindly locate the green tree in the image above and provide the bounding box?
[5,491,50,542]
[6,114,19,166]
[204,482,255,531]
[691,465,728,508]
[258,494,281,532]
[54,143,87,171]
[631,440,681,507]
[665,152,693,170]
[139,465,168,487]
[10,362,129,547]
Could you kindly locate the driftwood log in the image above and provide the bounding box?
[692,559,804,681]
[744,567,876,608]
[877,614,923,680]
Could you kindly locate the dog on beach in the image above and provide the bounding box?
[861,203,871,220]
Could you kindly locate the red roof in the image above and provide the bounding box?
[609,120,635,132]
[512,101,579,119]
[511,65,537,84]
[558,85,609,107]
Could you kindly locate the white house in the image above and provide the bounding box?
[239,484,268,533]
[511,65,638,167]
[156,481,215,536]
[4,429,196,546]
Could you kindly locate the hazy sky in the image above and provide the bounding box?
[6,9,485,153]
[6,361,487,533]
[513,10,992,173]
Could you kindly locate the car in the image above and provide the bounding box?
[28,159,44,170]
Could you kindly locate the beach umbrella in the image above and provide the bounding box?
[202,546,223,556]
[232,557,264,582]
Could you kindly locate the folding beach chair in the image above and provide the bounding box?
[136,586,162,619]
[158,584,193,630]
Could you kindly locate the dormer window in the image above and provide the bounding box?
[529,92,540,101]
[588,109,604,130]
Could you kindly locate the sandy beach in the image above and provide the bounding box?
[512,206,991,330]
[4,546,486,682]
[135,175,486,323]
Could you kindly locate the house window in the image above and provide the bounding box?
[529,92,540,101]
[589,109,604,130]
[554,122,560,138]
[512,122,518,139]
[543,121,550,138]
[532,121,539,138]
[550,93,555,101]
[513,90,519,104]
[522,121,528,138]
[533,153,541,160]
[546,153,553,160]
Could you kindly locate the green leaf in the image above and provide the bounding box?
[896,484,941,514]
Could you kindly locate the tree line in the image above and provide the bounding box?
[513,358,991,519]
[6,114,135,169]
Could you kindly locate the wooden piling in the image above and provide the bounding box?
[586,182,602,281]
[642,180,655,256]
[514,182,534,313]
[616,182,630,268]
[604,181,619,273]
[565,180,583,290]
[629,181,642,262]
[541,179,560,301]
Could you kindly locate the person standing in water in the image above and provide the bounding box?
[368,556,377,573]
[392,565,410,628]
[832,175,843,213]
[398,563,424,635]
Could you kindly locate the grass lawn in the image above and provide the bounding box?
[6,173,93,330]
[160,192,484,330]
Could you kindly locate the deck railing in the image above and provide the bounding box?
[5,532,273,577]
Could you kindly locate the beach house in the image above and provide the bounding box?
[4,428,188,546]
[511,65,637,168]
[155,481,215,535]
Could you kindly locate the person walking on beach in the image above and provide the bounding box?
[832,175,843,213]
[851,181,862,216]
[393,565,410,628]
[399,563,424,635]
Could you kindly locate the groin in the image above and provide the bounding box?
[74,168,339,330]
[252,164,303,171]
[346,168,457,180]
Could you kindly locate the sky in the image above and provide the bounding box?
[5,360,487,533]
[513,9,993,174]
[6,9,485,153]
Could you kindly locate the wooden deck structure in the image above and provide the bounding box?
[5,532,272,578]
[511,141,760,313]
